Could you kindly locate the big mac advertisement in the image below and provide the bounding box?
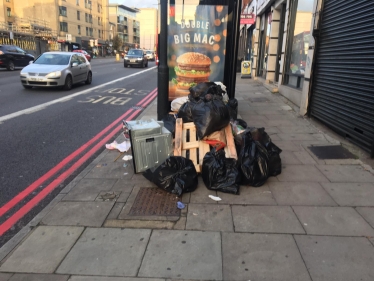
[168,3,228,100]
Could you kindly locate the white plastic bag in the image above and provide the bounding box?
[171,96,189,112]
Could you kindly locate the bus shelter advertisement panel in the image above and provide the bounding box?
[168,4,228,100]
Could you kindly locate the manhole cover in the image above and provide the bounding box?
[247,97,269,102]
[128,188,180,216]
[309,145,357,160]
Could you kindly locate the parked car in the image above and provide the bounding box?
[73,49,91,62]
[20,52,92,90]
[145,50,155,61]
[0,45,35,71]
[124,49,148,68]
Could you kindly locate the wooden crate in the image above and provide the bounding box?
[173,118,237,173]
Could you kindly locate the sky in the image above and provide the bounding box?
[110,0,159,9]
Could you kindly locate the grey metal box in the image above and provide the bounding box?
[125,119,173,173]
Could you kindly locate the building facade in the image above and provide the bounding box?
[137,8,158,51]
[108,4,139,51]
[1,0,110,56]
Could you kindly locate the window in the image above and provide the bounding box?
[98,4,101,12]
[60,22,68,32]
[7,8,11,17]
[85,0,91,9]
[59,6,67,17]
[76,0,79,5]
[98,17,101,25]
[77,11,80,20]
[89,14,92,23]
[284,0,314,89]
[16,47,25,54]
[85,13,88,22]
[78,25,81,34]
[86,27,89,36]
[98,29,101,38]
[78,55,86,64]
[89,28,93,37]
[6,0,10,2]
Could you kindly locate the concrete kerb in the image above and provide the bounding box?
[0,97,158,264]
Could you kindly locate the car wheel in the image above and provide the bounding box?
[23,85,32,89]
[63,75,73,91]
[85,71,92,85]
[7,60,15,71]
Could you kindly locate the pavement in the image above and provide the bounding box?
[1,75,374,281]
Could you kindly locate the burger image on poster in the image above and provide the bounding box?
[172,52,211,97]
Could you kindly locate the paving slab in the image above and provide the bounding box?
[293,151,318,164]
[277,133,318,141]
[266,140,305,152]
[62,178,117,201]
[316,165,374,182]
[321,183,374,206]
[232,205,305,234]
[222,233,311,281]
[295,235,374,281]
[42,201,114,227]
[269,182,337,206]
[356,207,374,228]
[277,165,329,182]
[279,151,302,165]
[56,228,151,276]
[84,161,132,179]
[138,230,222,280]
[293,206,374,236]
[0,226,83,273]
[189,182,217,204]
[217,184,277,205]
[265,114,297,120]
[278,126,319,134]
[186,204,233,232]
[106,203,125,220]
[0,274,12,281]
[110,179,136,193]
[266,120,299,127]
[8,274,69,281]
[69,277,165,281]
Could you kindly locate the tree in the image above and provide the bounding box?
[112,35,123,52]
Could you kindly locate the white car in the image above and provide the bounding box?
[20,52,92,90]
[145,50,155,61]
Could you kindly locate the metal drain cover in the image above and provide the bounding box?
[128,187,180,217]
[309,145,357,160]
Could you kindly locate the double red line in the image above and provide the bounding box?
[0,88,158,236]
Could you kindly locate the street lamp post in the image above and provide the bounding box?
[157,0,169,120]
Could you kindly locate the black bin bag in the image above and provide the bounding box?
[202,148,241,194]
[249,127,282,177]
[161,114,176,138]
[227,98,238,120]
[177,101,195,123]
[189,82,221,100]
[143,156,198,196]
[192,96,230,139]
[237,130,270,187]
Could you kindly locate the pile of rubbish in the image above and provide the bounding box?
[107,82,282,197]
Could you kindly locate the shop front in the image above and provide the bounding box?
[251,0,314,108]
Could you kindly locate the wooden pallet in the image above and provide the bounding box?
[173,118,237,173]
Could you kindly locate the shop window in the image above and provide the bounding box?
[257,11,271,78]
[284,0,314,89]
[7,8,11,17]
[59,6,67,17]
[60,22,68,32]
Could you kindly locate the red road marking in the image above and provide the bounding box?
[0,89,158,235]
[0,88,157,218]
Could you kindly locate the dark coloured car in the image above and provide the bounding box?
[0,45,35,71]
[124,49,148,68]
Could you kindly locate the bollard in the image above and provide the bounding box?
[116,54,120,61]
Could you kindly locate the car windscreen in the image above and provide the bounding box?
[34,54,71,65]
[128,50,142,56]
